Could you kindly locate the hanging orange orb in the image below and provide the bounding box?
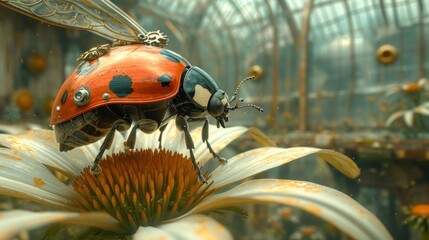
[247,65,264,80]
[43,97,55,115]
[13,89,34,112]
[27,53,47,74]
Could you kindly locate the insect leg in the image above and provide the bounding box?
[90,119,130,174]
[188,117,227,164]
[176,115,207,183]
[124,124,139,150]
[158,123,168,149]
[202,118,227,163]
[125,119,159,150]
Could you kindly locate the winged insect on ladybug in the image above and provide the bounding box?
[0,0,263,183]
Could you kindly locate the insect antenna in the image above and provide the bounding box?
[228,98,264,112]
[229,76,255,103]
[227,75,263,113]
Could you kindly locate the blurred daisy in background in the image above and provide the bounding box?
[385,102,429,128]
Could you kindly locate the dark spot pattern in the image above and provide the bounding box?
[157,74,172,87]
[61,91,68,105]
[77,61,99,76]
[160,49,190,66]
[109,75,134,98]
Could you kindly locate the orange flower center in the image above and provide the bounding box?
[302,227,315,236]
[72,149,214,234]
[403,83,423,92]
[411,204,429,217]
[280,209,293,218]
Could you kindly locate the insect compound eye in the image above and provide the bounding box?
[73,86,91,107]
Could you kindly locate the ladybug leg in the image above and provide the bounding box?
[90,119,130,174]
[176,115,207,183]
[188,117,227,164]
[158,123,168,149]
[124,124,139,151]
[202,118,227,163]
[124,119,159,150]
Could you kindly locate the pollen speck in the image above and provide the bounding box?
[33,177,46,188]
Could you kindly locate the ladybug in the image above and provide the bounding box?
[1,1,263,183]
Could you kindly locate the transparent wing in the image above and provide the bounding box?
[0,0,147,43]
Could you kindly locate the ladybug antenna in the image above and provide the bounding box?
[227,76,263,113]
[229,76,255,103]
[228,98,263,112]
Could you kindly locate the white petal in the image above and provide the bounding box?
[134,215,233,240]
[0,211,78,239]
[127,117,275,175]
[404,110,414,127]
[0,124,28,135]
[417,77,427,87]
[209,147,360,189]
[0,130,128,177]
[133,131,158,151]
[133,119,185,153]
[133,226,175,240]
[384,84,401,96]
[158,119,185,152]
[193,179,392,240]
[414,102,429,116]
[158,214,233,240]
[0,149,78,210]
[60,211,121,232]
[0,130,86,176]
[385,110,405,127]
[194,126,275,166]
[76,131,127,167]
[0,210,121,239]
[133,120,274,167]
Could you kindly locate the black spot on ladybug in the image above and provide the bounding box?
[160,49,190,66]
[60,91,68,105]
[77,61,99,76]
[157,74,172,87]
[109,75,134,98]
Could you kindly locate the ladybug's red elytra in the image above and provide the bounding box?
[1,0,263,183]
[51,45,185,126]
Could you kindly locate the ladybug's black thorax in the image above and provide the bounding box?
[173,68,207,118]
[173,86,205,117]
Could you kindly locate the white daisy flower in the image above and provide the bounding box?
[0,120,392,239]
[385,101,429,127]
[385,78,427,96]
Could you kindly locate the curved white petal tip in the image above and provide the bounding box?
[135,215,233,240]
[194,179,392,240]
[210,147,360,189]
[0,210,121,239]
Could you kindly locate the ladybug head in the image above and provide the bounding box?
[207,90,230,128]
[182,67,263,128]
[208,76,263,128]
